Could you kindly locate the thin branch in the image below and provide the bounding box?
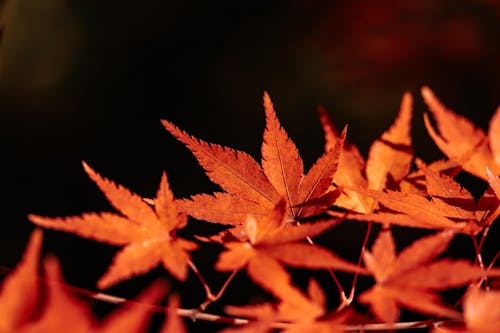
[343,320,433,331]
[0,266,439,332]
[89,288,434,331]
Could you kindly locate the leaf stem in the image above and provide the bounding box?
[188,260,213,299]
[198,269,238,311]
[346,220,373,308]
[471,235,489,290]
[188,260,238,311]
[453,235,491,307]
[478,225,490,253]
[488,249,500,270]
[305,235,349,308]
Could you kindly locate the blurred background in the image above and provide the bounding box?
[1,0,499,329]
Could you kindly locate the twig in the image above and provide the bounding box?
[90,288,434,331]
[343,320,433,331]
[0,267,439,331]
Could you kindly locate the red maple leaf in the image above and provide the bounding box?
[224,278,349,333]
[341,164,500,233]
[359,227,500,323]
[210,202,365,313]
[319,92,413,213]
[0,229,187,333]
[161,92,344,225]
[29,162,198,289]
[422,86,500,181]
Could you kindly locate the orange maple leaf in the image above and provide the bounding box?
[0,229,42,332]
[161,92,344,225]
[459,286,500,333]
[343,165,500,233]
[0,229,186,333]
[359,227,500,323]
[224,278,349,333]
[319,92,413,213]
[486,166,500,200]
[211,202,365,315]
[431,286,500,333]
[159,294,188,333]
[31,257,187,333]
[21,256,169,333]
[422,86,500,181]
[29,162,198,289]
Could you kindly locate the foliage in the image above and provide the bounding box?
[2,87,500,332]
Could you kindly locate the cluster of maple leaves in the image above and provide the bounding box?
[2,86,500,332]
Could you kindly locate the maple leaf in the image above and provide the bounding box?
[224,278,349,333]
[21,255,97,333]
[359,227,500,323]
[161,92,344,225]
[0,229,182,333]
[460,286,500,333]
[29,161,198,289]
[0,229,42,332]
[422,86,500,181]
[30,256,187,333]
[341,165,500,233]
[430,286,500,333]
[159,294,188,333]
[319,92,413,213]
[211,202,365,316]
[398,158,463,195]
[486,166,500,199]
[421,164,499,231]
[21,256,169,333]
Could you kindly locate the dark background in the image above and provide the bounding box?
[1,0,499,331]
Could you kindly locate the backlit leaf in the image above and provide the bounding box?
[422,86,498,180]
[162,92,344,224]
[359,228,496,323]
[29,163,197,289]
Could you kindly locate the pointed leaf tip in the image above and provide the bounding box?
[0,228,43,330]
[27,228,44,257]
[421,86,434,100]
[81,160,91,173]
[263,91,275,117]
[486,166,500,199]
[263,90,271,103]
[340,125,348,140]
